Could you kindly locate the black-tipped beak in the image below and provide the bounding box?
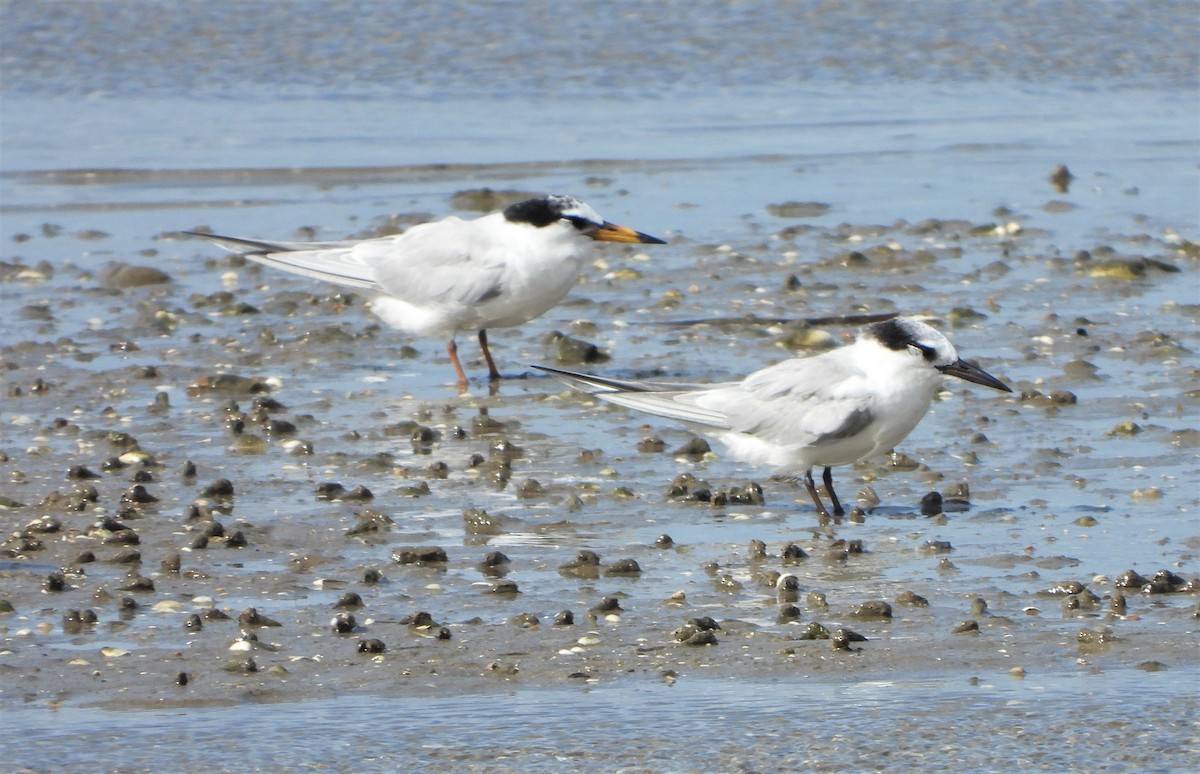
[938,358,1012,393]
[588,221,666,244]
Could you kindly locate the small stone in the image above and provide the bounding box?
[1114,569,1149,588]
[777,604,802,623]
[238,607,282,628]
[672,437,711,458]
[511,612,539,628]
[673,624,718,646]
[161,552,181,574]
[201,478,235,499]
[515,478,544,499]
[548,331,610,365]
[589,596,622,616]
[637,436,666,453]
[560,550,602,578]
[108,549,142,565]
[777,575,800,603]
[401,611,438,628]
[100,263,171,289]
[1041,580,1086,596]
[831,628,867,651]
[489,580,520,595]
[897,588,931,607]
[781,542,808,563]
[223,656,258,674]
[391,546,448,565]
[849,600,892,619]
[604,558,642,577]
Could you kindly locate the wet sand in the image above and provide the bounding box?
[2,1,1199,770]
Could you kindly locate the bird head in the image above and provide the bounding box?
[504,195,666,244]
[866,317,1012,392]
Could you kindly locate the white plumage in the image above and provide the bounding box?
[187,195,664,391]
[537,317,1011,524]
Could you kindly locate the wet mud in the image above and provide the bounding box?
[2,0,1198,770]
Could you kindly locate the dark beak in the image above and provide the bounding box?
[938,358,1012,393]
[588,221,666,244]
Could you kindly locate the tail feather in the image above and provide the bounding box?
[184,231,380,292]
[533,364,653,393]
[532,364,731,429]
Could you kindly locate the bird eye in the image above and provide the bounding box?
[908,343,937,361]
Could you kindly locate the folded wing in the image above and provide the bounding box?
[537,353,878,448]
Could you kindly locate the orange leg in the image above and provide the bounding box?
[447,338,469,393]
[478,329,501,381]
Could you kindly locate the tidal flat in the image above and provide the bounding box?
[1,1,1198,770]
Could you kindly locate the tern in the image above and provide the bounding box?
[536,316,1012,524]
[186,195,665,391]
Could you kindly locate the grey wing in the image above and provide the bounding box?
[701,355,877,446]
[365,218,507,308]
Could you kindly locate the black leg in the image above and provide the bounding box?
[803,468,831,526]
[823,466,845,517]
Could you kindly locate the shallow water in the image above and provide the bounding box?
[7,668,1199,771]
[2,1,1199,771]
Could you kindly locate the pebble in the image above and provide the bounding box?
[895,590,929,607]
[849,601,892,619]
[780,542,808,563]
[239,608,282,627]
[831,628,867,651]
[392,546,449,565]
[777,575,800,603]
[604,558,642,576]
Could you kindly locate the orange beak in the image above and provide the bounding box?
[588,222,666,244]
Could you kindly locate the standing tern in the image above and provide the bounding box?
[186,195,665,391]
[536,316,1012,525]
